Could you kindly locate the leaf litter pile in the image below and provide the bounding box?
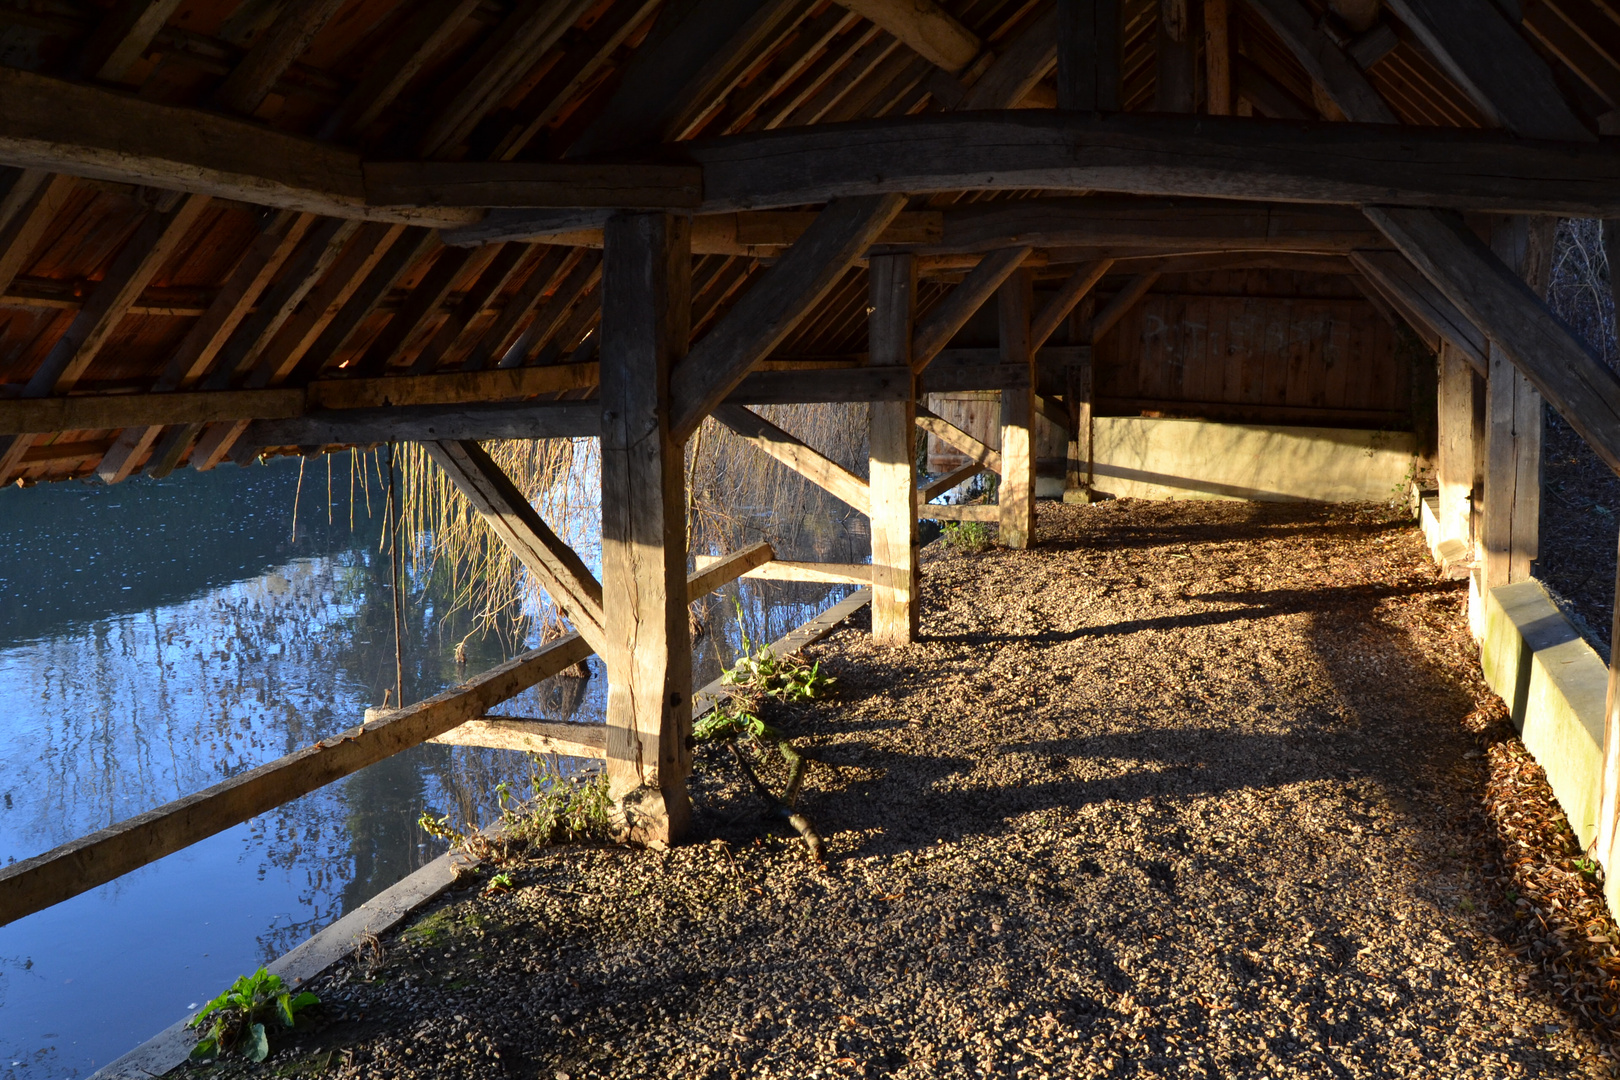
[195,499,1620,1079]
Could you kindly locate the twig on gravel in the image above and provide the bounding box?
[728,741,826,865]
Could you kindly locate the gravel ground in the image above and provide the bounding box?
[195,499,1620,1080]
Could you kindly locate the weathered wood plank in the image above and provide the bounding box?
[0,632,592,927]
[214,0,347,116]
[712,404,871,514]
[688,112,1620,215]
[1204,0,1231,115]
[600,211,694,845]
[669,193,908,442]
[424,439,609,655]
[1436,341,1476,548]
[1086,273,1159,342]
[741,561,871,584]
[1242,0,1397,123]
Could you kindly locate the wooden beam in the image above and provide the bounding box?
[919,460,984,502]
[1155,0,1196,113]
[868,252,919,644]
[424,439,609,656]
[430,716,607,758]
[1086,272,1158,342]
[0,67,477,226]
[685,540,777,598]
[833,0,981,73]
[1065,347,1093,500]
[1380,0,1592,140]
[1365,205,1620,475]
[999,267,1036,548]
[1057,0,1120,109]
[414,243,533,372]
[357,246,481,377]
[959,6,1058,111]
[242,402,600,450]
[687,112,1620,216]
[912,246,1032,373]
[712,404,871,514]
[896,197,1382,256]
[669,193,908,442]
[600,211,694,845]
[1348,248,1487,373]
[915,404,1002,471]
[1032,259,1112,350]
[733,560,871,584]
[214,0,347,116]
[0,632,592,927]
[920,502,998,521]
[1241,0,1397,123]
[364,163,704,210]
[74,0,185,82]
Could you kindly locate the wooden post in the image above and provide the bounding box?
[998,266,1035,547]
[1064,350,1094,503]
[599,211,693,846]
[1057,0,1120,110]
[1204,0,1231,115]
[1436,341,1475,546]
[1479,216,1550,590]
[869,253,919,644]
[1155,0,1197,112]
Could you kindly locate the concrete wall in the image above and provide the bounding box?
[1088,417,1417,503]
[1479,580,1611,854]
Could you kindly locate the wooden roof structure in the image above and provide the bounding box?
[0,0,1617,485]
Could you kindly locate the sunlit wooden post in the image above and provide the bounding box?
[998,266,1035,548]
[869,252,919,644]
[599,211,693,845]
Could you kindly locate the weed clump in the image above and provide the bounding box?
[941,519,994,553]
[419,755,610,863]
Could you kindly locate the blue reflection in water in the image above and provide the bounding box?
[0,455,864,1077]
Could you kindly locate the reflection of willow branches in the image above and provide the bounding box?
[397,404,869,644]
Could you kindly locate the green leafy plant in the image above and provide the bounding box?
[941,519,993,553]
[188,968,318,1062]
[718,603,835,704]
[485,871,516,894]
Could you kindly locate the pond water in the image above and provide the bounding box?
[0,453,864,1078]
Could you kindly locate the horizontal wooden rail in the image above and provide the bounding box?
[0,632,593,927]
[0,538,776,925]
[695,554,870,584]
[920,502,999,522]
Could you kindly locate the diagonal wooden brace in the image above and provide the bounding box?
[424,438,609,655]
[915,404,1002,473]
[712,403,871,515]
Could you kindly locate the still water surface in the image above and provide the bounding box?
[0,456,859,1077]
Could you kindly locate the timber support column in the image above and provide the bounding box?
[1435,342,1476,547]
[1479,216,1552,591]
[999,266,1036,547]
[599,211,693,845]
[869,253,919,644]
